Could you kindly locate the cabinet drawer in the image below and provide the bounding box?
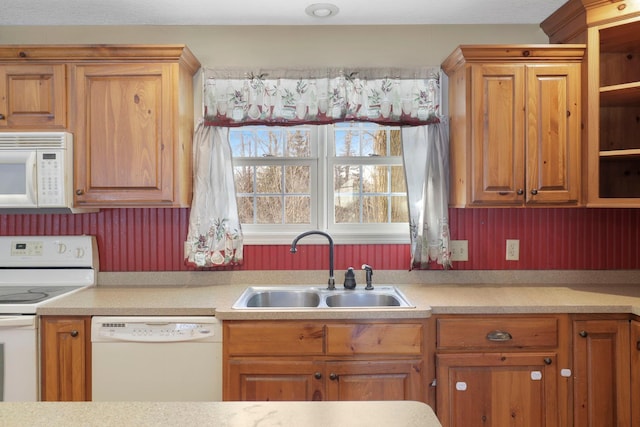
[437,317,558,350]
[326,323,423,356]
[225,322,324,356]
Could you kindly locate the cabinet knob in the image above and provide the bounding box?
[517,189,524,195]
[0,113,5,120]
[314,372,322,380]
[637,341,640,351]
[329,373,338,381]
[75,189,84,196]
[530,189,538,195]
[70,330,79,337]
[543,357,552,365]
[486,330,512,342]
[579,330,588,338]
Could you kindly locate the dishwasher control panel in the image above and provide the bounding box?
[91,316,221,343]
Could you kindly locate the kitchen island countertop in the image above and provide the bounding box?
[0,400,440,427]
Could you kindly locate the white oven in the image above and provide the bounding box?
[0,235,98,401]
[0,316,37,401]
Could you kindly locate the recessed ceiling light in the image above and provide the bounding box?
[305,3,339,18]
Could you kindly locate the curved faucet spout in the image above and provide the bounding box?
[290,230,335,290]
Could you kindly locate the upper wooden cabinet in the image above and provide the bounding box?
[542,0,640,206]
[0,63,66,129]
[69,46,200,207]
[0,45,201,207]
[442,45,584,207]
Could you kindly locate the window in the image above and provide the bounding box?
[230,123,409,244]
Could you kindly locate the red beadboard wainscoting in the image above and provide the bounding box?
[1,207,639,271]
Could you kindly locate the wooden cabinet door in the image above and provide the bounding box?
[573,319,631,427]
[71,63,174,206]
[325,359,423,401]
[0,64,66,128]
[631,320,640,427]
[470,64,525,205]
[226,359,323,401]
[436,352,559,427]
[526,64,581,205]
[40,316,90,401]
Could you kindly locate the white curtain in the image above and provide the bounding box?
[402,122,451,270]
[186,67,450,270]
[184,123,243,268]
[202,67,441,127]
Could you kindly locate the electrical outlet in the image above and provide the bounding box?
[506,239,520,261]
[450,240,468,261]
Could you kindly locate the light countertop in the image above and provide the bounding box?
[0,401,441,427]
[36,270,640,318]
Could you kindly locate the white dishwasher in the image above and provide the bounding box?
[91,316,222,402]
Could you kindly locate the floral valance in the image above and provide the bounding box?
[202,67,442,127]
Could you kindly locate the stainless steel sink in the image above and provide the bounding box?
[232,286,414,309]
[245,290,320,308]
[325,293,403,307]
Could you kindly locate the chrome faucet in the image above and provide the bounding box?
[290,230,335,290]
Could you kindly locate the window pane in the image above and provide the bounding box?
[285,165,310,193]
[237,196,255,224]
[391,196,408,223]
[286,129,311,157]
[256,166,282,193]
[334,165,361,192]
[390,165,406,192]
[363,195,388,223]
[256,196,282,224]
[335,194,359,223]
[390,129,402,156]
[234,165,254,193]
[362,165,388,193]
[335,128,360,157]
[285,196,311,224]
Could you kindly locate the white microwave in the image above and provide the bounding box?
[0,132,74,211]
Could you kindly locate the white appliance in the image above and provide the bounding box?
[0,132,75,212]
[0,235,98,401]
[91,316,222,402]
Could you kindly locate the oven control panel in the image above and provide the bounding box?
[10,241,44,257]
[0,235,97,268]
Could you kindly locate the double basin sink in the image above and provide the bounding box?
[232,285,414,309]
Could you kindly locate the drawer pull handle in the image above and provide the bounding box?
[486,330,512,342]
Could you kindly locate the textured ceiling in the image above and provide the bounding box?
[1,0,567,26]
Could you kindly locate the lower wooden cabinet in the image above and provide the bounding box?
[434,314,570,427]
[40,316,91,401]
[573,315,631,427]
[631,319,640,427]
[223,319,427,402]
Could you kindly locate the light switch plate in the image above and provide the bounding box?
[506,239,520,261]
[450,240,468,261]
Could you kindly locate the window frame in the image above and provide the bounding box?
[232,124,410,245]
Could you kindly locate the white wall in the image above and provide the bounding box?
[0,25,549,67]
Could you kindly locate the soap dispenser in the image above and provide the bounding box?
[343,267,356,290]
